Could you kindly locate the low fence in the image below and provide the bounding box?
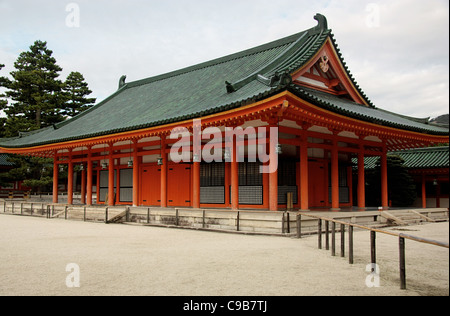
[0,190,31,199]
[1,200,448,290]
[1,199,448,236]
[297,212,449,290]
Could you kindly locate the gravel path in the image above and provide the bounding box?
[0,214,448,296]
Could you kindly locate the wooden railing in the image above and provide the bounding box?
[297,212,449,290]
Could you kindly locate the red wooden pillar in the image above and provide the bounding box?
[268,125,278,212]
[421,175,427,209]
[300,136,309,211]
[160,136,168,208]
[80,166,86,204]
[331,138,340,211]
[53,154,58,204]
[381,145,389,209]
[231,134,239,210]
[108,143,115,206]
[67,149,74,205]
[225,161,231,207]
[357,144,366,210]
[193,161,200,208]
[132,140,139,207]
[86,147,93,206]
[263,162,269,209]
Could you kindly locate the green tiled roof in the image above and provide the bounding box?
[292,86,448,134]
[362,147,449,170]
[0,14,448,150]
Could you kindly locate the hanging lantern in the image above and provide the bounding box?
[101,161,108,169]
[79,164,84,171]
[127,160,133,168]
[59,165,64,173]
[193,154,201,163]
[157,157,164,166]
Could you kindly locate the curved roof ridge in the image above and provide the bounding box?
[126,31,304,89]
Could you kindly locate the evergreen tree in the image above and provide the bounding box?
[2,154,54,194]
[62,71,96,118]
[0,63,9,138]
[3,40,64,137]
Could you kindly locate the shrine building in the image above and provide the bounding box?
[1,14,448,211]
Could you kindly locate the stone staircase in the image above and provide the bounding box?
[380,209,449,226]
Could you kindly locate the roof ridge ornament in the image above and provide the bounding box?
[118,75,127,90]
[311,13,328,34]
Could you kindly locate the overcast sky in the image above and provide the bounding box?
[0,0,448,119]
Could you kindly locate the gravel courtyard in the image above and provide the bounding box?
[0,214,448,296]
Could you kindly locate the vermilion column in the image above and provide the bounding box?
[193,161,200,208]
[300,137,309,211]
[357,145,366,210]
[231,134,239,210]
[160,136,168,208]
[132,140,139,207]
[381,145,388,209]
[269,128,278,212]
[53,155,58,204]
[421,175,427,209]
[67,150,74,205]
[80,167,86,204]
[86,147,93,206]
[331,138,340,211]
[108,143,115,206]
[263,162,269,209]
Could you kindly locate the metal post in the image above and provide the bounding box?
[147,208,150,224]
[296,214,302,239]
[105,207,109,223]
[318,219,322,249]
[349,225,354,264]
[399,237,406,290]
[371,231,376,270]
[286,212,290,234]
[331,222,336,256]
[341,223,345,258]
[237,211,240,232]
[325,220,329,250]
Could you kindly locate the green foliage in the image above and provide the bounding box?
[1,41,96,192]
[365,155,417,207]
[62,71,96,118]
[3,40,64,136]
[0,63,9,138]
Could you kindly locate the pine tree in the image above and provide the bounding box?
[3,40,64,137]
[62,71,96,118]
[0,63,9,138]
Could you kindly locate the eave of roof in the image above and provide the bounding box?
[361,146,449,170]
[0,14,448,151]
